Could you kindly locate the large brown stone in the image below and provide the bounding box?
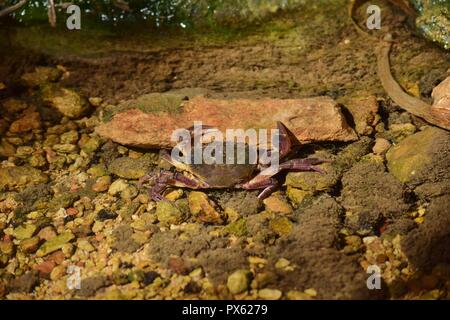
[96,96,357,148]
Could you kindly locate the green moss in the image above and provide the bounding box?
[225,218,247,237]
[102,93,187,122]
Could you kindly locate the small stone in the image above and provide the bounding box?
[188,191,222,224]
[258,288,282,300]
[77,239,95,252]
[15,146,34,158]
[34,259,56,274]
[79,135,100,153]
[61,243,74,257]
[0,240,14,256]
[304,288,318,297]
[41,84,90,119]
[66,207,78,216]
[19,237,41,253]
[108,179,129,196]
[89,97,103,107]
[263,194,292,214]
[53,144,78,153]
[21,66,62,87]
[60,130,79,144]
[372,138,391,156]
[275,258,292,270]
[156,201,185,226]
[36,232,75,257]
[164,189,183,201]
[388,123,416,142]
[29,154,47,168]
[286,187,311,207]
[0,140,16,158]
[227,269,252,294]
[269,217,293,236]
[9,110,41,133]
[2,99,29,113]
[92,176,111,192]
[37,226,57,241]
[108,156,153,179]
[343,235,362,254]
[96,209,118,221]
[87,164,108,177]
[121,185,138,200]
[13,224,37,240]
[50,265,66,281]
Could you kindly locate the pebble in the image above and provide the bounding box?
[108,179,129,196]
[156,201,185,226]
[258,288,282,300]
[188,191,222,224]
[269,217,293,236]
[263,194,293,214]
[37,226,57,241]
[13,224,38,240]
[53,144,78,153]
[19,237,41,254]
[92,175,112,192]
[60,130,79,144]
[36,232,75,257]
[372,138,391,156]
[226,269,252,294]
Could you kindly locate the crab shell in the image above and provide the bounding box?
[165,142,260,188]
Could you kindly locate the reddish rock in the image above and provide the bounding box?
[33,260,56,274]
[47,250,65,265]
[66,208,79,216]
[432,76,450,112]
[96,96,357,148]
[9,109,41,133]
[345,96,380,136]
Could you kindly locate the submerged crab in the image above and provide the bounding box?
[141,122,329,201]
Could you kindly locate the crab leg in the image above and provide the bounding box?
[241,157,331,199]
[239,176,278,200]
[149,170,209,201]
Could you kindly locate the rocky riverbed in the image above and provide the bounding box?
[0,64,449,300]
[0,0,449,300]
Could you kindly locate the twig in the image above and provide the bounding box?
[0,0,28,18]
[47,0,56,27]
[377,35,450,131]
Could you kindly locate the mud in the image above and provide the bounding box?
[341,162,411,233]
[402,196,450,271]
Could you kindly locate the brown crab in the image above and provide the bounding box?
[140,122,330,201]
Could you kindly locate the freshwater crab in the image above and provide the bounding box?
[140,122,330,201]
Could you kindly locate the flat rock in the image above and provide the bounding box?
[386,127,449,186]
[96,96,357,148]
